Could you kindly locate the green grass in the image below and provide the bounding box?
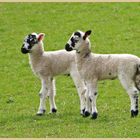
[0,3,140,138]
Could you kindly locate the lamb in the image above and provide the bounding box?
[21,33,86,115]
[65,30,140,119]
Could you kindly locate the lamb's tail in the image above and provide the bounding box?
[135,64,140,90]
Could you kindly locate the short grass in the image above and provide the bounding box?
[0,3,140,138]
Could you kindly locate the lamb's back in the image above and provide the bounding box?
[38,50,76,76]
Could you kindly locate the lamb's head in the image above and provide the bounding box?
[21,33,45,54]
[65,30,91,53]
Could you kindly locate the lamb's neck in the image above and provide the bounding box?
[76,46,91,60]
[29,44,44,65]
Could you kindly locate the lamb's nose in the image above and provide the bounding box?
[65,43,73,51]
[21,47,28,54]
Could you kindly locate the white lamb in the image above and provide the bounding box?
[21,33,86,115]
[65,30,140,119]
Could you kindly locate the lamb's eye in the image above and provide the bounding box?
[75,38,79,42]
[74,36,79,43]
[30,38,35,42]
[30,37,37,44]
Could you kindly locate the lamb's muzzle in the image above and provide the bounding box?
[65,43,73,51]
[21,47,30,54]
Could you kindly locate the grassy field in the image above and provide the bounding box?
[0,3,140,138]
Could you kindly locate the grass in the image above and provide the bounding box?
[0,2,140,138]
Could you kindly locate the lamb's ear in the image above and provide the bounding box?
[83,30,92,40]
[38,33,45,42]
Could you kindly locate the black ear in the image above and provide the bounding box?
[83,30,92,40]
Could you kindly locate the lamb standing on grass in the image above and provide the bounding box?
[65,30,140,119]
[21,33,86,115]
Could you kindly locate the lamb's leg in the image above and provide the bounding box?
[129,92,139,117]
[37,79,48,115]
[48,78,57,113]
[87,81,98,119]
[119,74,139,117]
[70,70,86,115]
[84,87,91,117]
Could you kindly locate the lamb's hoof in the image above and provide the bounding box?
[81,108,85,115]
[36,109,46,116]
[36,113,43,116]
[91,112,98,119]
[131,110,138,118]
[83,111,90,117]
[51,108,57,113]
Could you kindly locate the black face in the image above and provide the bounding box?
[71,32,81,47]
[21,34,38,54]
[65,30,92,52]
[65,31,81,51]
[74,32,81,38]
